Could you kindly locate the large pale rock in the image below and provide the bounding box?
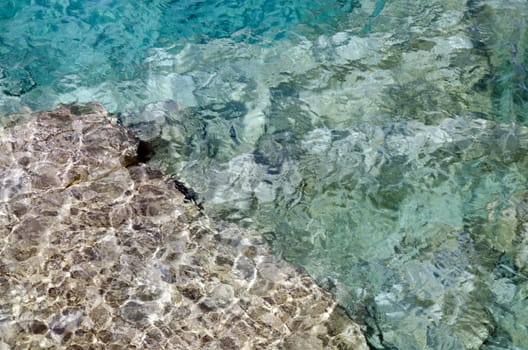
[0,103,367,349]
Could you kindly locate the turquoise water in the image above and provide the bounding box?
[2,1,528,349]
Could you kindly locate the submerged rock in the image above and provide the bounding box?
[0,103,367,349]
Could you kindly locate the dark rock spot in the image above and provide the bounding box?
[136,286,161,302]
[137,140,155,163]
[29,320,48,334]
[48,287,61,298]
[172,178,201,208]
[11,247,38,261]
[62,331,73,343]
[51,324,65,335]
[220,337,239,349]
[104,290,129,308]
[97,330,113,343]
[201,334,214,344]
[121,301,148,324]
[215,255,234,266]
[179,286,203,301]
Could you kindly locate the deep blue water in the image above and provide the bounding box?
[0,0,358,109]
[2,1,528,349]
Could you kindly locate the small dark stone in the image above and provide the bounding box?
[198,302,214,312]
[62,331,73,343]
[160,267,176,283]
[51,325,66,335]
[105,290,129,308]
[270,82,299,99]
[82,246,98,260]
[243,246,257,258]
[69,104,95,116]
[137,140,155,163]
[215,255,233,266]
[121,301,148,324]
[253,150,269,165]
[48,287,61,297]
[220,336,238,349]
[172,178,200,206]
[262,296,274,306]
[97,330,113,343]
[178,265,200,280]
[144,328,163,345]
[29,320,48,334]
[229,125,241,145]
[179,286,203,301]
[201,334,214,344]
[136,286,161,301]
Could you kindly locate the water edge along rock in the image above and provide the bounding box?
[0,103,367,350]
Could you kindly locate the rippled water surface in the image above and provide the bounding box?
[2,1,528,349]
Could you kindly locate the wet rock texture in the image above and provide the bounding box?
[0,104,367,349]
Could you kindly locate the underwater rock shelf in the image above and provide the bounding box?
[0,104,367,349]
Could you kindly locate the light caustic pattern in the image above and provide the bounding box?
[1,0,528,349]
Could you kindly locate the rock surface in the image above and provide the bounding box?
[0,103,367,349]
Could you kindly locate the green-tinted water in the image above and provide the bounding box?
[1,1,528,348]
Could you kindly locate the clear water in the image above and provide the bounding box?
[2,1,528,349]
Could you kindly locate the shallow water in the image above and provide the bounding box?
[1,1,528,349]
